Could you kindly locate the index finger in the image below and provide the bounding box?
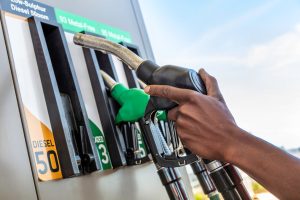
[144,85,195,104]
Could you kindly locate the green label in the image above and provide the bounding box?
[55,8,132,43]
[135,123,148,157]
[89,120,113,170]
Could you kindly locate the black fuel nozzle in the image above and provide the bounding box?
[74,33,206,112]
[137,60,207,111]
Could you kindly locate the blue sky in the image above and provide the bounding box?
[139,0,300,148]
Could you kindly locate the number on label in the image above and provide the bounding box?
[138,140,146,157]
[47,150,60,172]
[34,150,60,175]
[98,144,109,164]
[35,151,48,174]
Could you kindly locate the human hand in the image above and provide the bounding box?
[144,69,243,162]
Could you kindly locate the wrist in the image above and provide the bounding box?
[223,126,251,164]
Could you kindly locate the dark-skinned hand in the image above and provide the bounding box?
[144,69,245,162]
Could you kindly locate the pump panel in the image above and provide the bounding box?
[0,0,194,199]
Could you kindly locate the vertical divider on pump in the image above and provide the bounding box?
[28,17,101,177]
[81,44,127,168]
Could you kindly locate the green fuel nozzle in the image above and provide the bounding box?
[100,70,149,124]
[100,70,167,123]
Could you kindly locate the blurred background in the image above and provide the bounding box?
[139,0,300,199]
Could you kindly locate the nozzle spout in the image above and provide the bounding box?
[100,70,117,90]
[74,33,144,70]
[137,79,147,89]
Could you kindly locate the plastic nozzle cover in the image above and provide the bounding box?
[99,70,148,123]
[111,84,149,124]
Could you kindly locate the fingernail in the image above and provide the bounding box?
[144,86,150,93]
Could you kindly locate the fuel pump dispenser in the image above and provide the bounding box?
[0,0,195,199]
[73,33,251,200]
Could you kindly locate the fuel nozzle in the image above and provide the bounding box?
[100,70,149,124]
[74,33,207,111]
[100,70,149,164]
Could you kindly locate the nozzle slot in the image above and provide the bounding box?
[117,43,151,164]
[105,43,150,165]
[29,17,101,177]
[82,46,127,168]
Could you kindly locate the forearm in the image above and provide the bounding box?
[145,71,300,199]
[229,128,300,199]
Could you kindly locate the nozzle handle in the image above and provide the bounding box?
[137,60,207,112]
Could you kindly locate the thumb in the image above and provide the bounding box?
[199,68,226,104]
